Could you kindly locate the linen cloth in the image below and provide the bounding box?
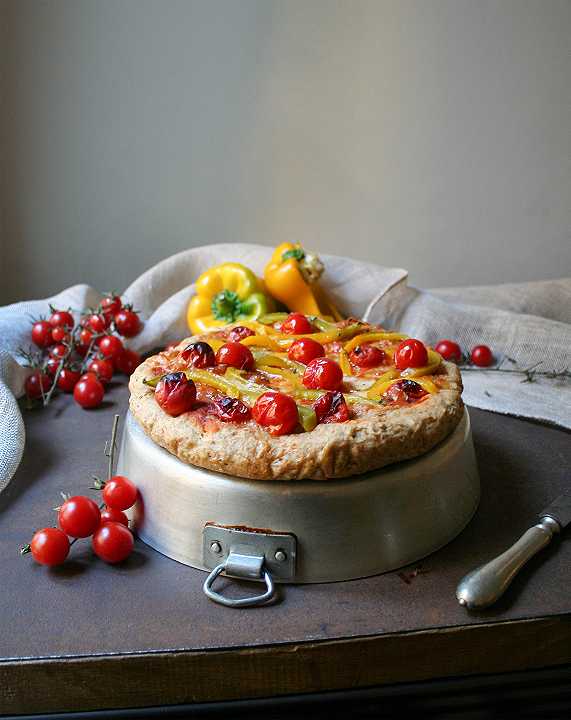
[1,243,570,493]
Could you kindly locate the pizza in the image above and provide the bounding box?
[129,313,463,481]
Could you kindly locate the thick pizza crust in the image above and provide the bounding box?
[128,346,464,481]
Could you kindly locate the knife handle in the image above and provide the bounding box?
[456,516,560,609]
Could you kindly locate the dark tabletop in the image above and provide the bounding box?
[1,381,570,714]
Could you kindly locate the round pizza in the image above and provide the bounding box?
[129,313,464,481]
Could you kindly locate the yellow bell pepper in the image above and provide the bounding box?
[264,242,343,319]
[187,262,269,335]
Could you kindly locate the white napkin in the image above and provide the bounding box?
[1,243,569,493]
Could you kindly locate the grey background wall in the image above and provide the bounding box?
[1,0,570,304]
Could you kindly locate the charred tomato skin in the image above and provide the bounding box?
[155,372,197,416]
[383,379,427,404]
[313,391,350,424]
[212,396,252,423]
[181,341,216,369]
[349,344,386,369]
[228,326,255,342]
[303,357,343,391]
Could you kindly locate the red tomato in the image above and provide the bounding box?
[181,342,216,368]
[349,344,386,368]
[87,313,111,334]
[25,371,52,399]
[383,379,427,404]
[57,367,81,393]
[49,310,74,329]
[471,345,494,367]
[215,342,254,371]
[313,391,350,424]
[31,320,54,348]
[228,326,255,342]
[87,358,114,384]
[58,496,101,538]
[252,391,299,436]
[45,356,61,376]
[98,335,124,361]
[280,313,314,335]
[101,295,122,318]
[155,372,197,416]
[73,374,105,409]
[394,339,428,371]
[92,522,134,563]
[212,396,252,423]
[51,326,70,344]
[100,507,129,528]
[75,328,94,357]
[303,357,343,391]
[102,475,138,511]
[115,349,141,375]
[49,343,68,361]
[30,527,70,566]
[288,338,325,365]
[435,340,463,364]
[114,309,141,338]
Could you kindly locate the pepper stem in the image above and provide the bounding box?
[211,290,242,323]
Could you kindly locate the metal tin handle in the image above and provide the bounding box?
[203,562,275,608]
[456,516,560,609]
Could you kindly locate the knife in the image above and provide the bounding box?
[456,492,570,610]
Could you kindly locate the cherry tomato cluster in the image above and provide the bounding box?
[434,340,494,367]
[24,475,138,567]
[24,295,143,410]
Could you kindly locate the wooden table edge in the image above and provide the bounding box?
[2,614,571,715]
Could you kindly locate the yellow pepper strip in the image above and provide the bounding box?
[400,350,442,378]
[257,312,289,325]
[239,334,282,351]
[297,405,317,432]
[274,323,363,348]
[338,348,352,376]
[344,332,408,353]
[264,243,323,316]
[412,377,439,394]
[187,262,269,335]
[143,369,242,398]
[206,337,225,352]
[251,350,306,375]
[366,371,401,400]
[257,365,302,386]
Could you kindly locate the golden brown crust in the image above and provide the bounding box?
[129,336,464,481]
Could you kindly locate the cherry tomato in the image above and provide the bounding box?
[349,344,386,369]
[181,342,216,368]
[280,313,315,335]
[87,358,114,384]
[155,372,197,416]
[115,349,141,375]
[212,396,252,423]
[215,342,254,371]
[87,313,111,334]
[58,496,101,538]
[252,391,299,436]
[49,310,74,329]
[114,309,141,338]
[102,475,138,511]
[288,338,325,365]
[51,326,70,344]
[471,345,494,367]
[49,343,68,361]
[45,356,61,376]
[31,320,54,348]
[98,335,124,361]
[101,295,122,318]
[383,379,427,404]
[30,527,70,566]
[394,339,428,371]
[75,328,94,357]
[73,374,105,409]
[228,326,255,342]
[303,357,343,391]
[100,507,129,527]
[435,340,463,364]
[313,391,350,424]
[57,367,81,393]
[25,371,52,399]
[92,522,134,563]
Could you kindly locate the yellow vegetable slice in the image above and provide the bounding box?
[344,332,408,353]
[239,334,282,351]
[400,350,442,378]
[338,348,352,376]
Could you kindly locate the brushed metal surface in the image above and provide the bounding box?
[117,409,479,583]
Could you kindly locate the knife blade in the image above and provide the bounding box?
[456,492,569,610]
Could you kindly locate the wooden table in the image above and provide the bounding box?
[1,383,570,716]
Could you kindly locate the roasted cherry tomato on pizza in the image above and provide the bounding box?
[181,342,216,369]
[394,339,428,371]
[349,344,385,369]
[252,391,299,436]
[280,313,315,335]
[288,338,325,365]
[155,372,197,416]
[303,357,343,391]
[215,342,255,371]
